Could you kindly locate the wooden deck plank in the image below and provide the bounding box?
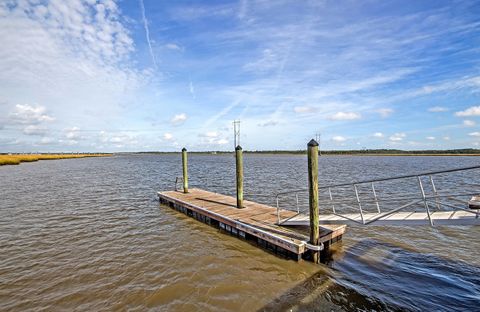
[158,188,346,257]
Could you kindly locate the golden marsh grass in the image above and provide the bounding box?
[0,154,111,166]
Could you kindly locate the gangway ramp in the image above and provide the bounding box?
[281,210,480,226]
[274,165,480,227]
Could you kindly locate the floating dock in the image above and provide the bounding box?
[158,188,346,261]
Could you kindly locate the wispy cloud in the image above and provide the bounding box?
[203,100,241,128]
[23,125,47,136]
[165,43,183,51]
[376,108,394,118]
[257,120,279,127]
[189,79,196,99]
[463,120,476,127]
[10,104,54,125]
[389,133,406,142]
[139,0,157,68]
[332,136,346,142]
[329,112,361,121]
[428,106,448,112]
[455,106,480,117]
[0,1,150,151]
[171,113,187,125]
[294,105,317,114]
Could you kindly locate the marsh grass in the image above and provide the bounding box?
[0,154,111,166]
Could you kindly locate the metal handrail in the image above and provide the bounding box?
[275,165,480,197]
[174,176,183,191]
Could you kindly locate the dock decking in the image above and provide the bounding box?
[158,188,346,260]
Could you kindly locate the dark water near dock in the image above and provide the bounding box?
[1,155,479,311]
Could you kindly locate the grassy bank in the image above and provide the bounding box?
[0,154,112,166]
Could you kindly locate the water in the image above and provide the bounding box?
[1,155,479,311]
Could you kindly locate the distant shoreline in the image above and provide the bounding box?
[133,149,480,156]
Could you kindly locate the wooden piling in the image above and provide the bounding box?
[182,148,188,193]
[235,145,244,208]
[307,139,320,263]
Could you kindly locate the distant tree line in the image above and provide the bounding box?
[135,149,480,155]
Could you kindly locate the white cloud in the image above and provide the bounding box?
[171,113,187,125]
[443,136,450,140]
[428,106,448,112]
[469,132,480,137]
[23,125,47,136]
[332,136,346,142]
[455,106,480,117]
[257,120,278,127]
[463,120,476,127]
[65,127,81,140]
[373,132,384,138]
[329,112,361,121]
[426,136,435,140]
[97,131,138,148]
[0,0,148,149]
[38,137,54,145]
[376,108,393,117]
[163,133,173,140]
[165,43,182,51]
[198,131,228,145]
[294,105,317,114]
[389,133,406,141]
[10,104,54,125]
[200,131,218,138]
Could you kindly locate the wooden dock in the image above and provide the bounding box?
[158,188,346,260]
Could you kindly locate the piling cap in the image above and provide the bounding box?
[182,147,187,152]
[235,145,242,151]
[308,139,319,147]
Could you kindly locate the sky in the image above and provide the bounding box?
[0,0,479,152]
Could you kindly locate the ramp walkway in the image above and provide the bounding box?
[276,165,480,227]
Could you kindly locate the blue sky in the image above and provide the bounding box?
[0,0,479,152]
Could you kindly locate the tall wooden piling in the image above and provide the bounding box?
[235,145,244,208]
[182,148,188,193]
[307,139,320,263]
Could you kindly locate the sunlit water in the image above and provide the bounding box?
[1,155,479,311]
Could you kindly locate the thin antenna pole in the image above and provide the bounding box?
[315,133,321,156]
[233,120,241,149]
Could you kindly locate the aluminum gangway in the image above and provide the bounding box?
[276,165,480,226]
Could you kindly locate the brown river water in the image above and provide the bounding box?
[1,154,479,311]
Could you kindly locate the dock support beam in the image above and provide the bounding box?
[236,145,244,208]
[182,148,188,193]
[307,139,320,263]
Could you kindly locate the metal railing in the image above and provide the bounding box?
[174,176,183,191]
[275,165,480,226]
